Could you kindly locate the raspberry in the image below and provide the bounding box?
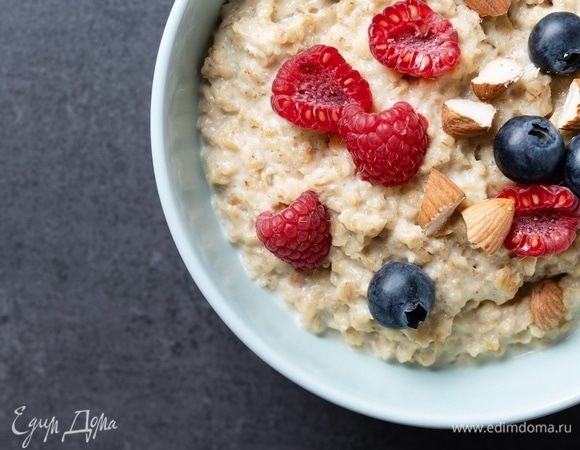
[368,0,461,78]
[271,45,373,133]
[256,191,332,271]
[338,102,430,187]
[496,185,580,257]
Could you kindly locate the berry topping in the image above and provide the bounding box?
[255,191,332,271]
[338,102,430,187]
[367,261,435,329]
[563,135,580,197]
[528,12,580,75]
[368,0,461,78]
[271,45,373,133]
[493,115,565,184]
[496,185,580,257]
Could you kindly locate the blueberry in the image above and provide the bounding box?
[367,262,435,330]
[493,115,565,184]
[562,135,580,197]
[528,12,580,75]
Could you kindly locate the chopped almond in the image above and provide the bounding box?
[530,279,565,332]
[442,99,497,138]
[464,0,511,17]
[418,168,465,237]
[461,198,515,255]
[471,58,523,102]
[557,79,580,131]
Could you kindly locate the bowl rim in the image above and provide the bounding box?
[151,0,580,428]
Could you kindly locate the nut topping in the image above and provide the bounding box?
[461,198,515,255]
[557,78,580,131]
[530,279,566,332]
[442,99,497,138]
[418,168,465,237]
[464,0,512,17]
[471,58,523,102]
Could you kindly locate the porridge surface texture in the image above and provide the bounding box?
[199,0,580,366]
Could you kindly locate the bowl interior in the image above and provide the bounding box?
[151,0,580,427]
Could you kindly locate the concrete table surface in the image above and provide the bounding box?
[1,1,579,449]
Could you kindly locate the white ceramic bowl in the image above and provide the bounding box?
[151,0,580,427]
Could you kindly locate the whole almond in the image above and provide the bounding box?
[531,279,565,332]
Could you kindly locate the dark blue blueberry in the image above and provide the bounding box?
[562,135,580,198]
[528,12,580,75]
[493,115,565,184]
[367,262,435,330]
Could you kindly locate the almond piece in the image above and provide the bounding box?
[442,99,496,138]
[464,0,511,17]
[530,279,565,332]
[557,79,580,131]
[418,168,466,237]
[471,58,523,102]
[461,197,515,255]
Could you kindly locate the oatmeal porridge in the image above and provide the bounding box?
[198,0,580,366]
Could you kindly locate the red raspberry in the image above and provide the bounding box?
[256,191,332,271]
[496,184,580,257]
[271,45,373,133]
[368,0,461,78]
[338,102,430,187]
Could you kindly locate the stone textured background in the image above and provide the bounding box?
[0,1,578,448]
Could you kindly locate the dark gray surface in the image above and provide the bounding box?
[0,1,579,449]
